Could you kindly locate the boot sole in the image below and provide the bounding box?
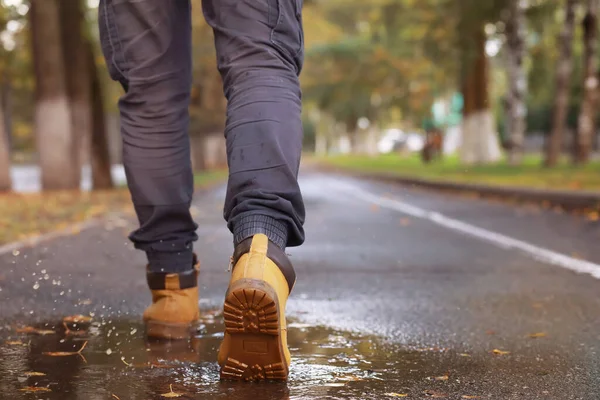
[145,320,200,340]
[220,279,288,381]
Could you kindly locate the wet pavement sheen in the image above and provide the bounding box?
[2,172,600,399]
[0,312,586,400]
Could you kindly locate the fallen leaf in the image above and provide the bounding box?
[459,353,471,357]
[19,387,52,393]
[399,218,411,226]
[337,375,364,382]
[485,330,495,336]
[492,349,510,355]
[43,341,88,363]
[62,322,87,336]
[528,332,547,339]
[585,211,599,221]
[78,299,92,306]
[324,383,346,387]
[435,375,449,381]
[462,396,481,399]
[423,389,447,398]
[6,340,25,346]
[63,315,93,324]
[112,394,121,400]
[385,394,408,398]
[161,384,184,398]
[16,326,55,335]
[23,372,46,377]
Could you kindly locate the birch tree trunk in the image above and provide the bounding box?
[460,27,502,164]
[504,0,528,165]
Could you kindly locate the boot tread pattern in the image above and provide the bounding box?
[224,288,279,335]
[222,358,286,381]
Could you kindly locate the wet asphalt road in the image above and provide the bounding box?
[1,170,600,399]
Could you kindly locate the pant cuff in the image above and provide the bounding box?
[146,249,194,273]
[233,214,288,249]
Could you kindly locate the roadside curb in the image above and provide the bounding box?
[318,165,600,211]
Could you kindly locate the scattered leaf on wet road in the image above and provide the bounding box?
[423,389,447,397]
[435,375,449,381]
[492,349,510,355]
[324,383,346,387]
[112,394,121,400]
[385,394,408,398]
[161,384,184,398]
[19,387,52,393]
[585,211,599,221]
[43,340,88,363]
[461,396,481,399]
[528,332,547,339]
[16,326,55,335]
[78,299,92,306]
[23,372,46,377]
[63,315,93,324]
[6,340,26,346]
[337,375,364,382]
[459,353,471,357]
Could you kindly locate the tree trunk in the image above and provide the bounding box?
[459,27,502,164]
[345,116,359,153]
[574,0,599,165]
[1,78,12,150]
[30,0,75,190]
[545,0,577,167]
[504,0,528,165]
[0,91,11,191]
[59,0,91,188]
[88,41,114,189]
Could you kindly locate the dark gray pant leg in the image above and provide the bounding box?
[99,0,197,272]
[202,0,306,249]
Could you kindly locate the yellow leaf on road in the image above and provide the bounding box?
[161,384,184,398]
[528,332,547,339]
[385,394,408,398]
[492,349,510,355]
[23,372,46,377]
[20,387,51,393]
[16,326,55,335]
[435,375,449,381]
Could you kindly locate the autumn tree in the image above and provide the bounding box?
[503,0,528,165]
[30,0,76,190]
[87,39,114,189]
[574,0,599,164]
[545,0,578,167]
[59,0,91,188]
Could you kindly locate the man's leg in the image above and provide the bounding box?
[202,0,304,381]
[203,0,305,249]
[99,0,200,339]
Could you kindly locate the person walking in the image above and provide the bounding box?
[98,0,305,381]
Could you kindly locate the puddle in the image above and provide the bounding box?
[0,312,580,399]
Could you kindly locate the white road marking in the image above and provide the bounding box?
[334,181,600,280]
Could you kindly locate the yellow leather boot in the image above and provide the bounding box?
[219,234,296,381]
[143,256,201,340]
